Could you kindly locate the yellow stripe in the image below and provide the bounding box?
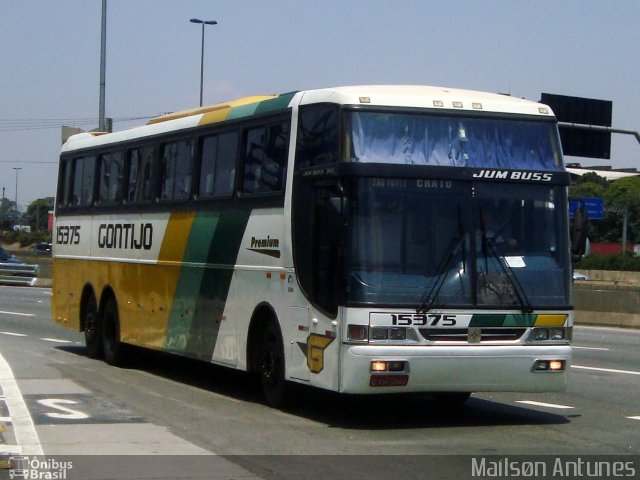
[198,95,278,126]
[534,314,567,327]
[124,211,197,347]
[147,95,277,125]
[158,211,195,262]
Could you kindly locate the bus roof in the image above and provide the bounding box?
[297,85,555,117]
[61,85,555,153]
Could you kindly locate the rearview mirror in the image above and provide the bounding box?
[571,206,589,259]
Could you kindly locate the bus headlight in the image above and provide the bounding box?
[369,327,407,342]
[370,327,389,340]
[529,327,571,343]
[389,328,407,341]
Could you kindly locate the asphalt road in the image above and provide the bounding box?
[0,285,638,479]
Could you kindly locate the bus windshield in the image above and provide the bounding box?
[347,178,570,309]
[347,111,563,171]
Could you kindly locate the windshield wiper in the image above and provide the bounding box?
[418,207,466,313]
[481,235,533,314]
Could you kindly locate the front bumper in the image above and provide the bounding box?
[341,344,571,394]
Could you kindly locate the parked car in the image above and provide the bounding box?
[573,271,589,281]
[33,242,52,255]
[0,246,24,264]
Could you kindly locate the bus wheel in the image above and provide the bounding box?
[83,294,103,359]
[260,322,288,407]
[101,297,124,366]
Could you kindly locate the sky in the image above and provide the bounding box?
[1,0,639,210]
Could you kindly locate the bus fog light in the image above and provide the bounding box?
[371,361,387,372]
[533,359,565,372]
[534,360,549,371]
[550,328,565,340]
[549,360,564,371]
[348,325,368,342]
[387,361,406,372]
[370,360,406,373]
[389,328,406,340]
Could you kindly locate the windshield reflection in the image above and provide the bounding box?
[348,111,563,171]
[347,178,570,309]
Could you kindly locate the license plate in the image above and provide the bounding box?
[369,375,409,387]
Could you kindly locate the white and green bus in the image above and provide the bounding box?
[53,85,573,406]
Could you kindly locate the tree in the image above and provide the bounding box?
[605,177,640,244]
[0,198,17,230]
[26,197,54,232]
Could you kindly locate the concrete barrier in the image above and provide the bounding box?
[573,270,640,329]
[0,262,39,287]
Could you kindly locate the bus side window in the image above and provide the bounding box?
[199,132,238,199]
[128,145,156,203]
[215,132,238,197]
[241,121,289,195]
[200,135,218,198]
[70,156,96,207]
[57,159,72,208]
[160,139,194,201]
[127,149,140,203]
[295,104,339,170]
[98,151,124,204]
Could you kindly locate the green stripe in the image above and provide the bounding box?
[227,92,296,121]
[164,213,220,352]
[254,92,296,115]
[186,209,251,359]
[227,103,260,121]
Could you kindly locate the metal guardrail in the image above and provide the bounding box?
[0,262,39,287]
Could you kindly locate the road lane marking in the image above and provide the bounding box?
[572,364,640,376]
[0,416,12,422]
[40,338,72,344]
[516,401,575,409]
[572,346,610,351]
[627,416,640,421]
[0,351,43,455]
[0,444,21,454]
[0,332,27,337]
[37,399,90,420]
[0,311,34,317]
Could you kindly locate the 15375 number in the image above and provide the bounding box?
[391,313,457,327]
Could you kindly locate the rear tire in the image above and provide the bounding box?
[101,296,124,366]
[83,294,103,359]
[260,322,288,407]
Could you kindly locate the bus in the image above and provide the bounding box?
[52,85,573,406]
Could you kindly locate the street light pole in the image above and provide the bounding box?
[99,0,107,131]
[190,18,217,107]
[13,167,21,214]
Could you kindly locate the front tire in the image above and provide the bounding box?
[101,296,124,366]
[260,322,288,407]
